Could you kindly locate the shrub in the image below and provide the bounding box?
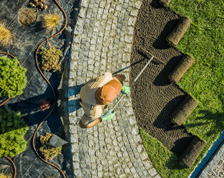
[0,56,27,97]
[0,23,13,47]
[39,133,62,160]
[0,106,29,158]
[40,47,63,72]
[42,13,60,32]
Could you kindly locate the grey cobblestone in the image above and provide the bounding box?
[64,0,161,177]
[199,142,224,178]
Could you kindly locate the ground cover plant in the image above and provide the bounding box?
[0,23,13,47]
[42,13,60,32]
[40,46,63,72]
[0,56,27,97]
[39,133,62,160]
[0,106,29,158]
[140,0,224,177]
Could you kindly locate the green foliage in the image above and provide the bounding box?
[140,128,192,178]
[39,133,62,160]
[140,1,224,177]
[40,47,63,72]
[0,106,29,158]
[0,56,27,97]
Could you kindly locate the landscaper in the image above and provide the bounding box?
[79,72,130,128]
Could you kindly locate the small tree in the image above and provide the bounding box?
[0,106,29,158]
[0,56,27,97]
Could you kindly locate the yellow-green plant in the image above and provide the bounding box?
[40,47,63,72]
[0,56,27,97]
[0,173,11,178]
[0,106,29,157]
[0,23,13,46]
[42,13,60,32]
[39,133,62,160]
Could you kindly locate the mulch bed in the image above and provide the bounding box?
[0,0,76,177]
[130,0,195,157]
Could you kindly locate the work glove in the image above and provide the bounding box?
[122,85,130,96]
[101,109,115,121]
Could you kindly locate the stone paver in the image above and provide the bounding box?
[198,142,224,178]
[62,0,161,177]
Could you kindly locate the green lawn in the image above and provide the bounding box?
[141,0,224,177]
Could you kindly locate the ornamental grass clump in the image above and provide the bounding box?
[39,133,62,160]
[42,13,60,32]
[0,106,29,158]
[0,174,11,178]
[40,47,63,72]
[0,23,13,46]
[0,56,27,97]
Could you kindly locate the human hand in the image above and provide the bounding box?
[121,85,130,96]
[101,109,115,121]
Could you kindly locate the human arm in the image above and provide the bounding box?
[79,109,115,128]
[79,117,102,128]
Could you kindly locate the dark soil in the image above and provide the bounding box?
[0,0,78,177]
[131,0,194,157]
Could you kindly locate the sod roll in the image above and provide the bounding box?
[169,55,194,83]
[179,136,206,168]
[167,17,191,46]
[171,95,198,126]
[159,0,171,6]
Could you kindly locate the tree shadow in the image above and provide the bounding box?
[185,110,224,137]
[153,55,184,86]
[0,73,63,134]
[165,153,187,170]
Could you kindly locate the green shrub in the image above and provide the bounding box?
[0,56,27,97]
[0,106,29,157]
[40,47,63,72]
[39,133,62,160]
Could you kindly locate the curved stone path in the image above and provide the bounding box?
[62,0,161,177]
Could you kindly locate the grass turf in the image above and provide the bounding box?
[140,0,224,177]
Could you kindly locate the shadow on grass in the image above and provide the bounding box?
[165,153,188,171]
[185,110,224,137]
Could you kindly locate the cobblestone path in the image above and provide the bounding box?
[199,142,224,178]
[62,0,161,177]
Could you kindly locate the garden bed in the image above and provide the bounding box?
[131,0,194,157]
[0,0,76,177]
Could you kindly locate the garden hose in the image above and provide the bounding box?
[4,156,16,178]
[32,0,67,178]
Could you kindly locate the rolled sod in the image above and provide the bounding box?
[170,95,198,126]
[179,136,206,167]
[167,17,192,46]
[159,0,171,6]
[169,55,194,83]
